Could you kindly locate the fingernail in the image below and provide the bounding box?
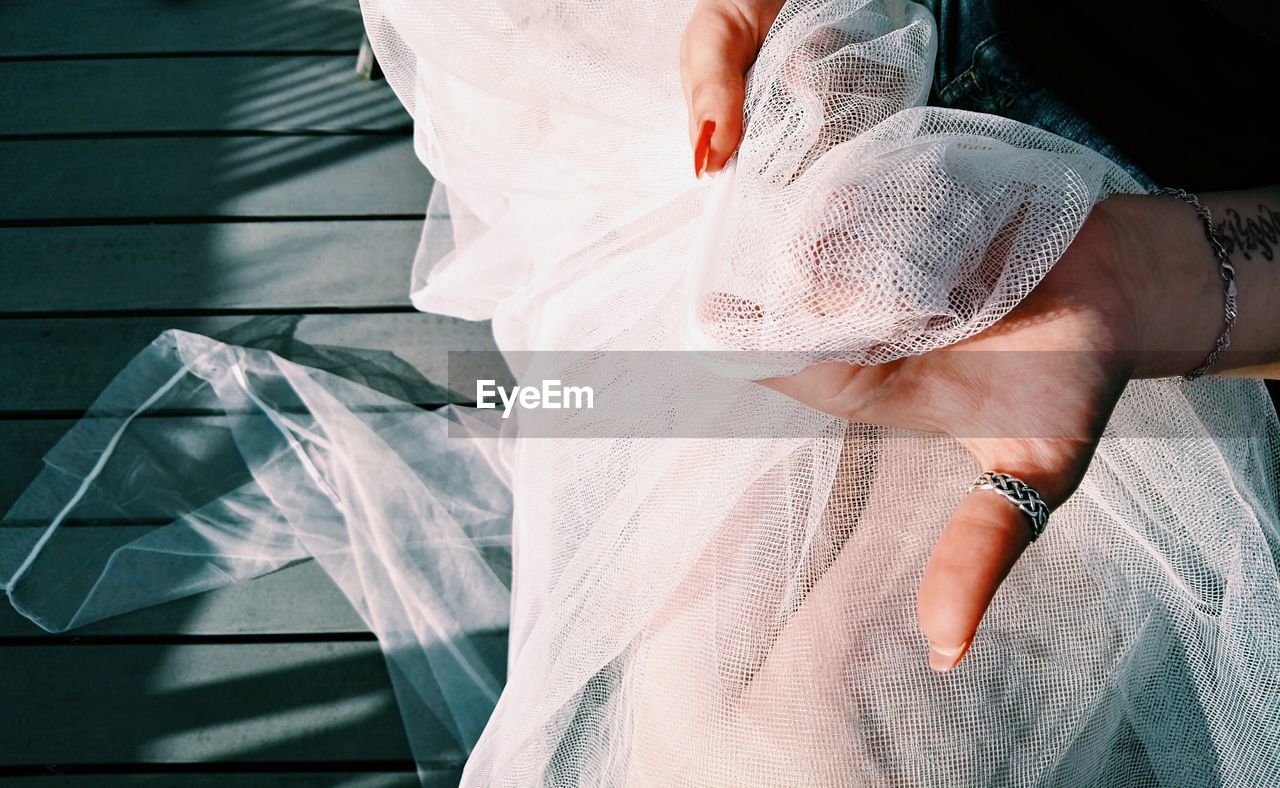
[693,119,715,179]
[928,640,971,673]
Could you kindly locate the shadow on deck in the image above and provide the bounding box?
[0,2,494,784]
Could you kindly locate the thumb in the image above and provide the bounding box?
[916,466,1062,673]
[680,0,783,177]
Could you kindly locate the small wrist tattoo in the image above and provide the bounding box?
[1215,203,1279,262]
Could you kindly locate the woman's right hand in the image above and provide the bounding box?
[681,0,784,177]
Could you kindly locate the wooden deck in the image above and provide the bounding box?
[0,2,493,784]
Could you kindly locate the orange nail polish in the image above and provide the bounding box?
[693,119,715,179]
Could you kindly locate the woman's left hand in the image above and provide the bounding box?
[681,0,1280,672]
[760,189,1266,670]
[760,200,1143,671]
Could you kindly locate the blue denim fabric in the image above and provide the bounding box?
[916,0,1157,191]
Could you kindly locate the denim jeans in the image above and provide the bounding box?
[916,0,1157,190]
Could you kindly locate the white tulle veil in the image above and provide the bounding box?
[4,1,1279,785]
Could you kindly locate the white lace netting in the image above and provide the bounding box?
[3,1,1278,785]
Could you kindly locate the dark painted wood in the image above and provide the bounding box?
[0,1,367,57]
[0,559,367,637]
[0,57,409,134]
[12,774,450,787]
[0,641,429,765]
[2,409,479,520]
[0,137,430,221]
[0,315,494,412]
[0,1,498,780]
[0,221,421,313]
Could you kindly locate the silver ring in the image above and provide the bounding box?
[970,471,1050,542]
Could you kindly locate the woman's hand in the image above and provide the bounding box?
[763,202,1140,671]
[681,0,784,177]
[761,191,1280,671]
[681,1,1280,671]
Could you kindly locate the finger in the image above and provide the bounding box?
[758,360,901,427]
[916,475,1045,673]
[758,361,859,415]
[679,0,782,176]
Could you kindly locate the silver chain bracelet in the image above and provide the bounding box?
[1152,187,1238,380]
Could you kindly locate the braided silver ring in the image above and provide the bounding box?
[970,471,1051,542]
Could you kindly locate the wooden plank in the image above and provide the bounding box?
[2,409,502,520]
[0,57,410,134]
[0,136,430,221]
[0,641,430,765]
[11,774,455,787]
[0,314,496,412]
[3,420,85,516]
[0,1,366,57]
[4,774,441,787]
[0,417,288,518]
[0,559,367,637]
[0,528,509,642]
[0,221,422,312]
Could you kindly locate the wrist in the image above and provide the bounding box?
[1094,194,1228,379]
[1197,188,1280,379]
[1103,188,1280,380]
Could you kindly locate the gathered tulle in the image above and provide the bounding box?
[5,0,1280,785]
[0,326,514,767]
